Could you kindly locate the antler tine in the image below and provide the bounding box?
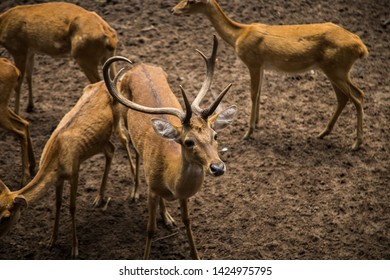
[201,83,232,119]
[192,35,218,114]
[103,56,186,121]
[0,180,10,194]
[179,86,192,124]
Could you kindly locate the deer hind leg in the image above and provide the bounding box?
[159,198,175,228]
[49,180,64,250]
[92,141,115,208]
[144,192,159,260]
[116,121,138,201]
[69,166,80,258]
[180,199,200,260]
[326,74,364,150]
[318,83,349,139]
[128,149,140,202]
[0,109,36,185]
[347,79,365,150]
[243,66,263,140]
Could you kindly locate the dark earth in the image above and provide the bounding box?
[0,0,389,259]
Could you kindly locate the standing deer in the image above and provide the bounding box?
[0,57,35,186]
[0,81,135,258]
[103,36,237,259]
[0,2,118,113]
[172,0,368,150]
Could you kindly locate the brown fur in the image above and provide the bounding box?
[172,0,368,150]
[0,57,35,186]
[0,81,134,258]
[0,2,118,113]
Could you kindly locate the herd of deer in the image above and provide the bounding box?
[0,0,368,259]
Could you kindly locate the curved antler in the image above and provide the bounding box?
[103,56,192,124]
[191,35,232,119]
[191,35,218,115]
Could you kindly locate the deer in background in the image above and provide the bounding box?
[0,81,135,258]
[0,57,35,186]
[0,2,118,113]
[172,0,368,150]
[103,36,237,259]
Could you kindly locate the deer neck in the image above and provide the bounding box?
[204,0,245,47]
[15,166,57,205]
[169,152,205,199]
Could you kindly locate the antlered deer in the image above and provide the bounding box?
[103,36,237,259]
[0,57,35,186]
[172,0,368,150]
[0,81,134,258]
[0,2,118,113]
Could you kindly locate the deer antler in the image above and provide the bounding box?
[191,34,218,115]
[103,56,192,124]
[190,35,232,119]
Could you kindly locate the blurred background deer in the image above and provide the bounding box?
[0,57,35,186]
[0,2,118,113]
[172,0,368,150]
[0,80,134,258]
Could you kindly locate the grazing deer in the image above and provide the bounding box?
[0,81,135,258]
[0,57,35,186]
[172,0,368,150]
[103,36,237,259]
[0,2,118,113]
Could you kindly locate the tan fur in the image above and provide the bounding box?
[0,57,35,186]
[0,2,118,113]
[0,82,134,258]
[104,41,236,259]
[172,0,368,150]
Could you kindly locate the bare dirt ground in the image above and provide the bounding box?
[0,0,389,260]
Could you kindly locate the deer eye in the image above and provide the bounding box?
[213,133,218,141]
[184,139,195,148]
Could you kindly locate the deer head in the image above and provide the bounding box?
[103,35,237,177]
[0,180,27,237]
[172,0,211,15]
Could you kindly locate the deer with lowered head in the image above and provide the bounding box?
[172,0,368,150]
[0,80,135,258]
[0,57,35,186]
[0,2,118,113]
[103,36,237,259]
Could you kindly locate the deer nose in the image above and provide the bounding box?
[210,162,225,176]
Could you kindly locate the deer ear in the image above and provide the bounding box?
[14,196,28,208]
[209,105,237,131]
[151,119,180,140]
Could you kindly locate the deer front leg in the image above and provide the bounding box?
[243,66,263,140]
[12,54,28,114]
[92,141,115,208]
[144,192,159,260]
[25,53,35,112]
[70,167,80,259]
[49,180,64,250]
[180,199,200,260]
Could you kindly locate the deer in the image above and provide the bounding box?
[0,80,135,258]
[172,0,368,150]
[103,35,237,259]
[0,2,118,114]
[0,57,35,186]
